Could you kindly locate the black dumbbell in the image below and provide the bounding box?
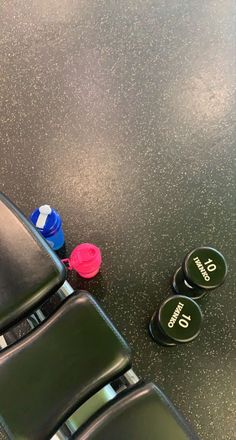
[149,295,203,346]
[172,247,227,300]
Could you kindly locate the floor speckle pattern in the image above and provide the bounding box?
[0,1,236,439]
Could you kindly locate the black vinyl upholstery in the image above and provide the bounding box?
[73,382,199,440]
[0,192,66,333]
[0,291,131,440]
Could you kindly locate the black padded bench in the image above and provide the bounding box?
[73,382,198,440]
[0,192,131,438]
[0,291,131,440]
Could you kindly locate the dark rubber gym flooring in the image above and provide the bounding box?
[0,1,235,439]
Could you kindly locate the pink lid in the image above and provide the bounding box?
[69,243,102,278]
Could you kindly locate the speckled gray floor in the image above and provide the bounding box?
[0,1,236,439]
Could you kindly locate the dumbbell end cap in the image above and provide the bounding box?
[158,295,203,343]
[183,247,227,290]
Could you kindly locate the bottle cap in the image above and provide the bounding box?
[69,243,102,278]
[30,205,62,238]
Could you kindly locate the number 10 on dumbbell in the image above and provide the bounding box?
[168,304,191,329]
[172,247,227,299]
[149,295,203,346]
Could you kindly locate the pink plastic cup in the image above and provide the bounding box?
[62,243,102,279]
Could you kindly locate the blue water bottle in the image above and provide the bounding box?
[30,205,65,250]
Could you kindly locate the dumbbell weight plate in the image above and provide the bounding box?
[158,295,203,343]
[173,267,206,299]
[149,311,176,346]
[183,247,227,290]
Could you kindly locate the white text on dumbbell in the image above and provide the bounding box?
[168,302,191,328]
[193,257,216,282]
